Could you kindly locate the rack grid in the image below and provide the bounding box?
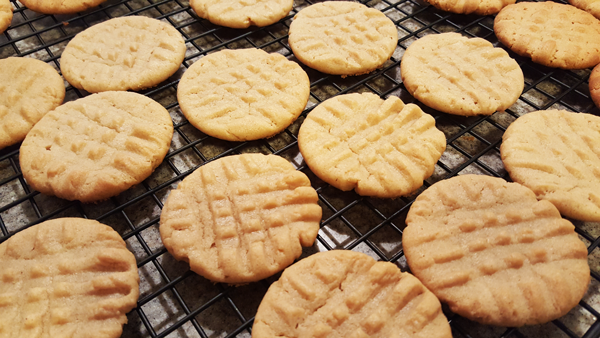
[1,0,600,337]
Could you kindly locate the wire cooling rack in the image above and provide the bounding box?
[1,0,600,337]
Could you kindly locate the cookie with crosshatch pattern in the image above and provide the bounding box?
[190,0,293,28]
[159,153,322,284]
[288,1,398,76]
[252,250,452,338]
[0,218,139,338]
[0,0,12,33]
[60,16,186,93]
[19,0,107,14]
[423,0,514,15]
[401,32,523,116]
[501,109,600,222]
[177,48,310,142]
[494,1,600,69]
[298,93,446,198]
[0,57,65,150]
[19,91,173,203]
[403,175,590,326]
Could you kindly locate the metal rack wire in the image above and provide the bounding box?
[1,0,600,337]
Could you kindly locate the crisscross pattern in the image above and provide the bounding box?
[60,16,186,93]
[403,175,590,326]
[253,250,452,338]
[160,154,322,284]
[190,0,293,28]
[0,218,139,338]
[20,91,173,203]
[501,110,600,221]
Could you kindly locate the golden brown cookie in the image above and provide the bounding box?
[590,63,600,108]
[424,0,514,15]
[0,0,12,33]
[20,91,173,203]
[60,16,186,93]
[0,218,139,338]
[177,48,310,142]
[159,153,322,284]
[0,57,65,150]
[401,33,523,116]
[403,175,590,327]
[252,250,452,338]
[569,0,600,19]
[190,0,293,29]
[501,110,600,222]
[494,2,600,69]
[288,1,398,76]
[298,93,446,198]
[19,0,107,14]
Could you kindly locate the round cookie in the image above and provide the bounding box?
[60,16,186,93]
[190,0,293,29]
[20,91,173,203]
[590,63,600,109]
[401,33,523,116]
[403,175,590,327]
[19,0,107,14]
[501,110,600,222]
[288,1,398,76]
[569,0,600,19]
[0,57,65,150]
[424,0,514,15]
[252,250,452,338]
[0,0,12,33]
[298,93,446,198]
[0,218,139,338]
[159,153,322,284]
[177,48,310,142]
[494,2,600,70]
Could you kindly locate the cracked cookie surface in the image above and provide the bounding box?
[423,0,514,15]
[0,57,65,150]
[401,32,523,116]
[20,91,173,203]
[252,250,452,338]
[494,1,600,69]
[501,109,600,222]
[403,175,590,326]
[288,1,397,76]
[190,0,293,28]
[159,153,322,284]
[60,16,186,93]
[298,93,446,198]
[177,48,310,141]
[0,217,139,338]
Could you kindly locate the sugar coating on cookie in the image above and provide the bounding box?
[19,0,107,14]
[159,154,322,284]
[177,48,310,141]
[252,250,452,338]
[569,0,600,19]
[403,175,590,327]
[424,0,514,15]
[288,1,397,76]
[20,91,173,203]
[501,110,600,222]
[190,0,293,28]
[298,93,446,198]
[0,0,12,33]
[0,218,139,338]
[60,16,186,93]
[401,33,523,116]
[494,1,600,69]
[0,57,65,150]
[590,64,600,109]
